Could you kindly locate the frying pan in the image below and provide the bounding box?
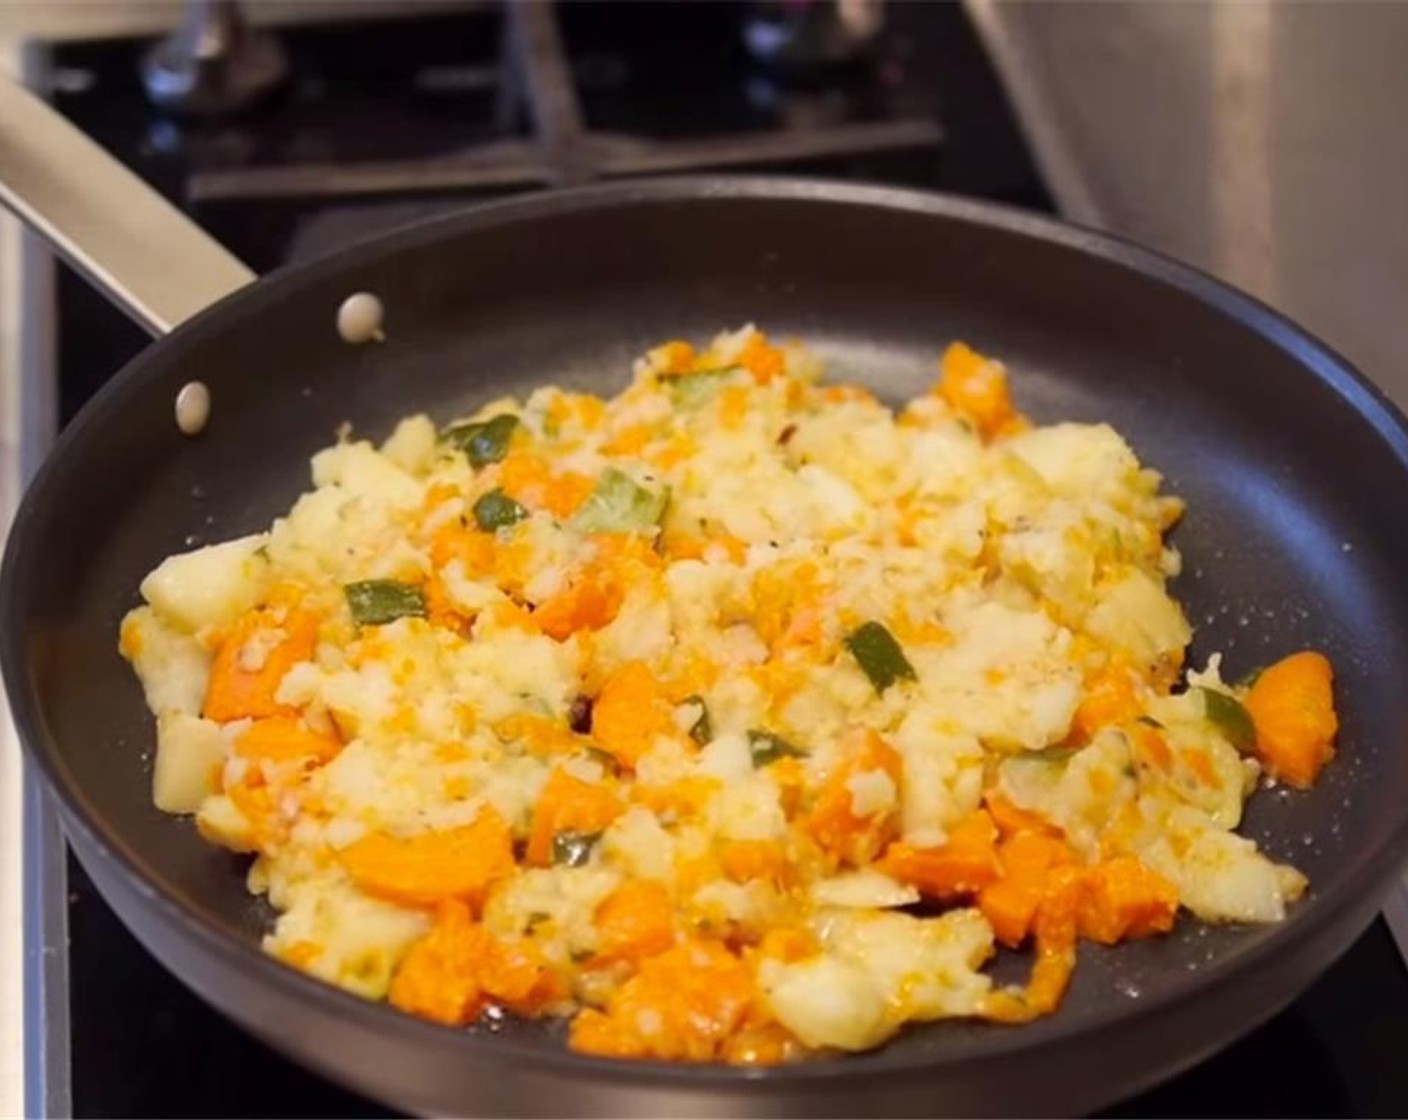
[3,78,1408,1119]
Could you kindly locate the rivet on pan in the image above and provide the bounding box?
[175,380,211,436]
[337,291,385,344]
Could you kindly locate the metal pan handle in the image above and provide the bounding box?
[0,77,255,338]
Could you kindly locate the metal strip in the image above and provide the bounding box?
[20,209,68,1120]
[961,0,1104,228]
[507,1,589,185]
[189,119,943,204]
[594,119,944,177]
[189,140,554,202]
[0,76,254,338]
[0,36,62,1120]
[964,0,1408,976]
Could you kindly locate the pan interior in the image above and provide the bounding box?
[10,183,1408,1070]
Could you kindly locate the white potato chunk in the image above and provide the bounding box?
[820,909,994,1022]
[118,606,213,715]
[311,441,422,510]
[195,794,258,852]
[265,880,431,999]
[1005,422,1141,505]
[379,414,438,474]
[152,712,228,814]
[810,869,919,910]
[139,533,270,633]
[1085,568,1191,671]
[759,954,889,1051]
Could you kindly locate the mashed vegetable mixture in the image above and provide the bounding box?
[119,328,1339,1063]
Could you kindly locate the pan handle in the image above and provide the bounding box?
[0,77,255,338]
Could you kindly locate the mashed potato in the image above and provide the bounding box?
[119,328,1339,1063]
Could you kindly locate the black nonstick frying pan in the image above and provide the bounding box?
[4,79,1408,1119]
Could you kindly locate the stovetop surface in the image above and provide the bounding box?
[39,4,1408,1116]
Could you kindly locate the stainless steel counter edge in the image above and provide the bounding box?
[964,0,1408,969]
[2,36,66,1120]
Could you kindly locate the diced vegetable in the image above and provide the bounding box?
[682,695,713,745]
[532,566,623,641]
[843,621,916,693]
[1008,746,1078,768]
[593,880,676,963]
[389,900,487,1025]
[592,661,675,769]
[1071,664,1142,740]
[878,811,1000,899]
[473,488,529,532]
[339,809,515,909]
[1196,686,1256,753]
[806,728,903,866]
[583,746,621,775]
[1076,856,1178,944]
[444,413,519,468]
[235,716,342,765]
[1243,650,1338,787]
[569,939,757,1062]
[203,607,319,722]
[527,769,624,866]
[668,366,744,408]
[344,580,427,626]
[748,730,805,767]
[139,533,270,633]
[390,899,562,1025]
[153,712,227,814]
[936,341,1017,441]
[551,829,602,868]
[719,839,788,885]
[570,469,669,534]
[978,830,1073,947]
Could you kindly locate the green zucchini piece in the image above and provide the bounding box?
[682,695,713,745]
[551,829,602,868]
[344,580,426,626]
[748,729,805,767]
[444,413,519,468]
[570,468,668,534]
[1197,686,1257,753]
[844,620,917,693]
[473,488,529,531]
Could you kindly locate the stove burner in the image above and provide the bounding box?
[141,0,289,118]
[183,1,941,203]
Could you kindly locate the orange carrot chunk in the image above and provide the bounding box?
[526,768,624,867]
[878,810,1000,898]
[592,661,677,770]
[203,607,319,722]
[533,566,623,641]
[569,940,760,1063]
[339,808,514,909]
[985,792,1063,839]
[1070,662,1143,741]
[739,332,786,384]
[1243,650,1339,788]
[936,341,1017,441]
[718,839,788,885]
[389,899,488,1025]
[806,728,903,866]
[235,716,342,765]
[390,899,564,1025]
[978,830,1074,948]
[1076,856,1179,945]
[594,879,677,964]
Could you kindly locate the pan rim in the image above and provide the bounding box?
[6,173,1408,1091]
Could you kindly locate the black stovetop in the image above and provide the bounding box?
[39,4,1408,1116]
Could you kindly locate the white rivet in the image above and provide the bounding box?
[175,380,211,436]
[337,291,385,344]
